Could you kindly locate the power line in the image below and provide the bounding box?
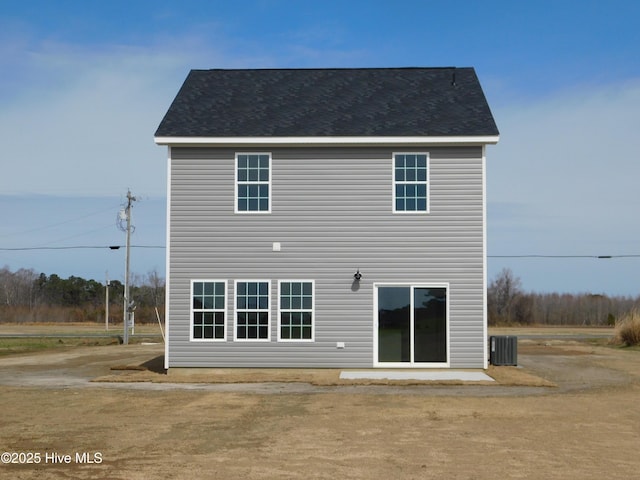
[0,245,165,251]
[489,255,640,259]
[0,247,637,257]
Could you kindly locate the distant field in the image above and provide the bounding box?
[0,322,618,357]
[0,336,122,356]
[0,322,164,355]
[0,322,613,335]
[0,321,623,360]
[489,325,615,337]
[0,322,163,336]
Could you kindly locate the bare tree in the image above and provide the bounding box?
[145,268,165,308]
[488,268,524,324]
[0,266,14,305]
[130,269,165,309]
[0,266,38,307]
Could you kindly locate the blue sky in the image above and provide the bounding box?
[1,0,639,294]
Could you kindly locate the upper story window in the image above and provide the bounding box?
[393,153,429,213]
[236,153,271,213]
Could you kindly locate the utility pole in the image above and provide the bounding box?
[105,271,110,331]
[122,190,137,345]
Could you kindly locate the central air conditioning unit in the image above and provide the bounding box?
[489,336,518,366]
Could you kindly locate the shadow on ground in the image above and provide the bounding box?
[140,355,167,374]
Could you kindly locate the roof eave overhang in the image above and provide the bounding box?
[154,135,500,147]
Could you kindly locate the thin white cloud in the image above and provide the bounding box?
[0,26,370,197]
[0,41,192,196]
[490,80,640,230]
[2,27,370,197]
[0,21,281,196]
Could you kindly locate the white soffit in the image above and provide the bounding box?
[154,135,500,147]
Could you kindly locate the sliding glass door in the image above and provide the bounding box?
[376,285,448,365]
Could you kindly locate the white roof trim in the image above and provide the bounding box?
[154,135,500,147]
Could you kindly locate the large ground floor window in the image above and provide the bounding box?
[235,280,270,340]
[278,281,314,341]
[190,279,318,343]
[191,280,226,341]
[375,284,448,365]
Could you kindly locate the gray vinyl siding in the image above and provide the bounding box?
[167,146,485,368]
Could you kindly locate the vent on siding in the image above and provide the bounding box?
[489,336,518,366]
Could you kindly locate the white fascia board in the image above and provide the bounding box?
[154,135,500,147]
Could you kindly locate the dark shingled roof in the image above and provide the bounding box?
[155,68,499,138]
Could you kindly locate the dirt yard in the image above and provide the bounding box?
[0,326,639,479]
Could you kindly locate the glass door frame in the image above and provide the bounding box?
[373,283,450,368]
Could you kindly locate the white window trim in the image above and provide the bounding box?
[234,280,271,342]
[164,148,172,368]
[277,280,315,342]
[392,152,430,214]
[190,279,227,342]
[155,135,499,146]
[482,145,489,369]
[373,282,450,368]
[234,152,272,214]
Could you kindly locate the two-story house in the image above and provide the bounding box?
[154,67,499,370]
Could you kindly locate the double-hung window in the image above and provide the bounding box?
[278,281,314,341]
[236,153,271,213]
[235,281,270,340]
[191,280,226,341]
[393,153,429,213]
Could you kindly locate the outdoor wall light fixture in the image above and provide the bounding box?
[354,269,362,281]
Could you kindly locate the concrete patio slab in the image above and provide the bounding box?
[339,370,495,382]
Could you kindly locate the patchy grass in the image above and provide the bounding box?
[0,323,164,356]
[614,310,640,347]
[0,322,163,336]
[0,337,120,356]
[94,365,555,388]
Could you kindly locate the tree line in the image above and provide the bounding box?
[0,266,164,324]
[488,268,640,326]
